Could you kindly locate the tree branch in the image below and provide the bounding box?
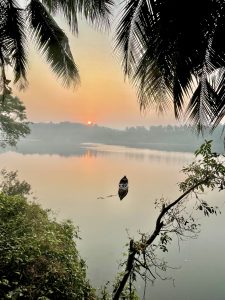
[113,177,208,299]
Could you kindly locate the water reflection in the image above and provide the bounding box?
[79,144,194,166]
[7,142,194,165]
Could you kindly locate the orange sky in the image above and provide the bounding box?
[15,14,179,129]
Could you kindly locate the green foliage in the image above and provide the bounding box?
[159,232,172,253]
[0,169,31,197]
[0,193,96,299]
[113,272,139,300]
[197,200,220,217]
[98,281,111,300]
[0,95,30,147]
[180,140,225,195]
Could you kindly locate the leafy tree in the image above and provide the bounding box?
[0,0,113,94]
[116,0,225,131]
[0,171,96,299]
[112,141,225,299]
[0,94,30,147]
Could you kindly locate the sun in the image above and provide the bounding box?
[87,121,92,125]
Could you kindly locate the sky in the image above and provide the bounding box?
[15,4,179,129]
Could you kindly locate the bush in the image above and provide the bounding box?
[0,193,96,299]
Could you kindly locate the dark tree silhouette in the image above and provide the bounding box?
[116,0,225,131]
[0,0,114,94]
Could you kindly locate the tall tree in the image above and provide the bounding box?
[116,0,225,131]
[0,0,114,94]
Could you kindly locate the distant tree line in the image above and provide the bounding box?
[15,122,225,153]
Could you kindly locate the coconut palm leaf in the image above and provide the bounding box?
[73,0,113,28]
[42,0,114,34]
[209,68,225,131]
[0,0,113,93]
[117,0,202,112]
[3,0,28,89]
[185,79,219,132]
[116,0,225,129]
[28,0,79,86]
[42,0,79,34]
[0,46,12,98]
[134,51,173,113]
[116,0,150,76]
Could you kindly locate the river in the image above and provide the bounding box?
[0,144,224,299]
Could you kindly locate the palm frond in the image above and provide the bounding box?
[28,0,79,87]
[209,68,225,131]
[208,1,225,70]
[76,0,114,29]
[116,0,225,128]
[116,0,153,76]
[0,46,12,99]
[186,37,225,132]
[134,50,173,113]
[42,0,78,34]
[185,79,219,133]
[4,0,28,89]
[42,0,114,34]
[40,0,58,14]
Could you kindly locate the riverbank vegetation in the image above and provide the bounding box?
[0,170,96,299]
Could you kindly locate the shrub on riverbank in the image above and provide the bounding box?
[0,193,96,299]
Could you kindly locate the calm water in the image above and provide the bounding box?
[0,144,225,299]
